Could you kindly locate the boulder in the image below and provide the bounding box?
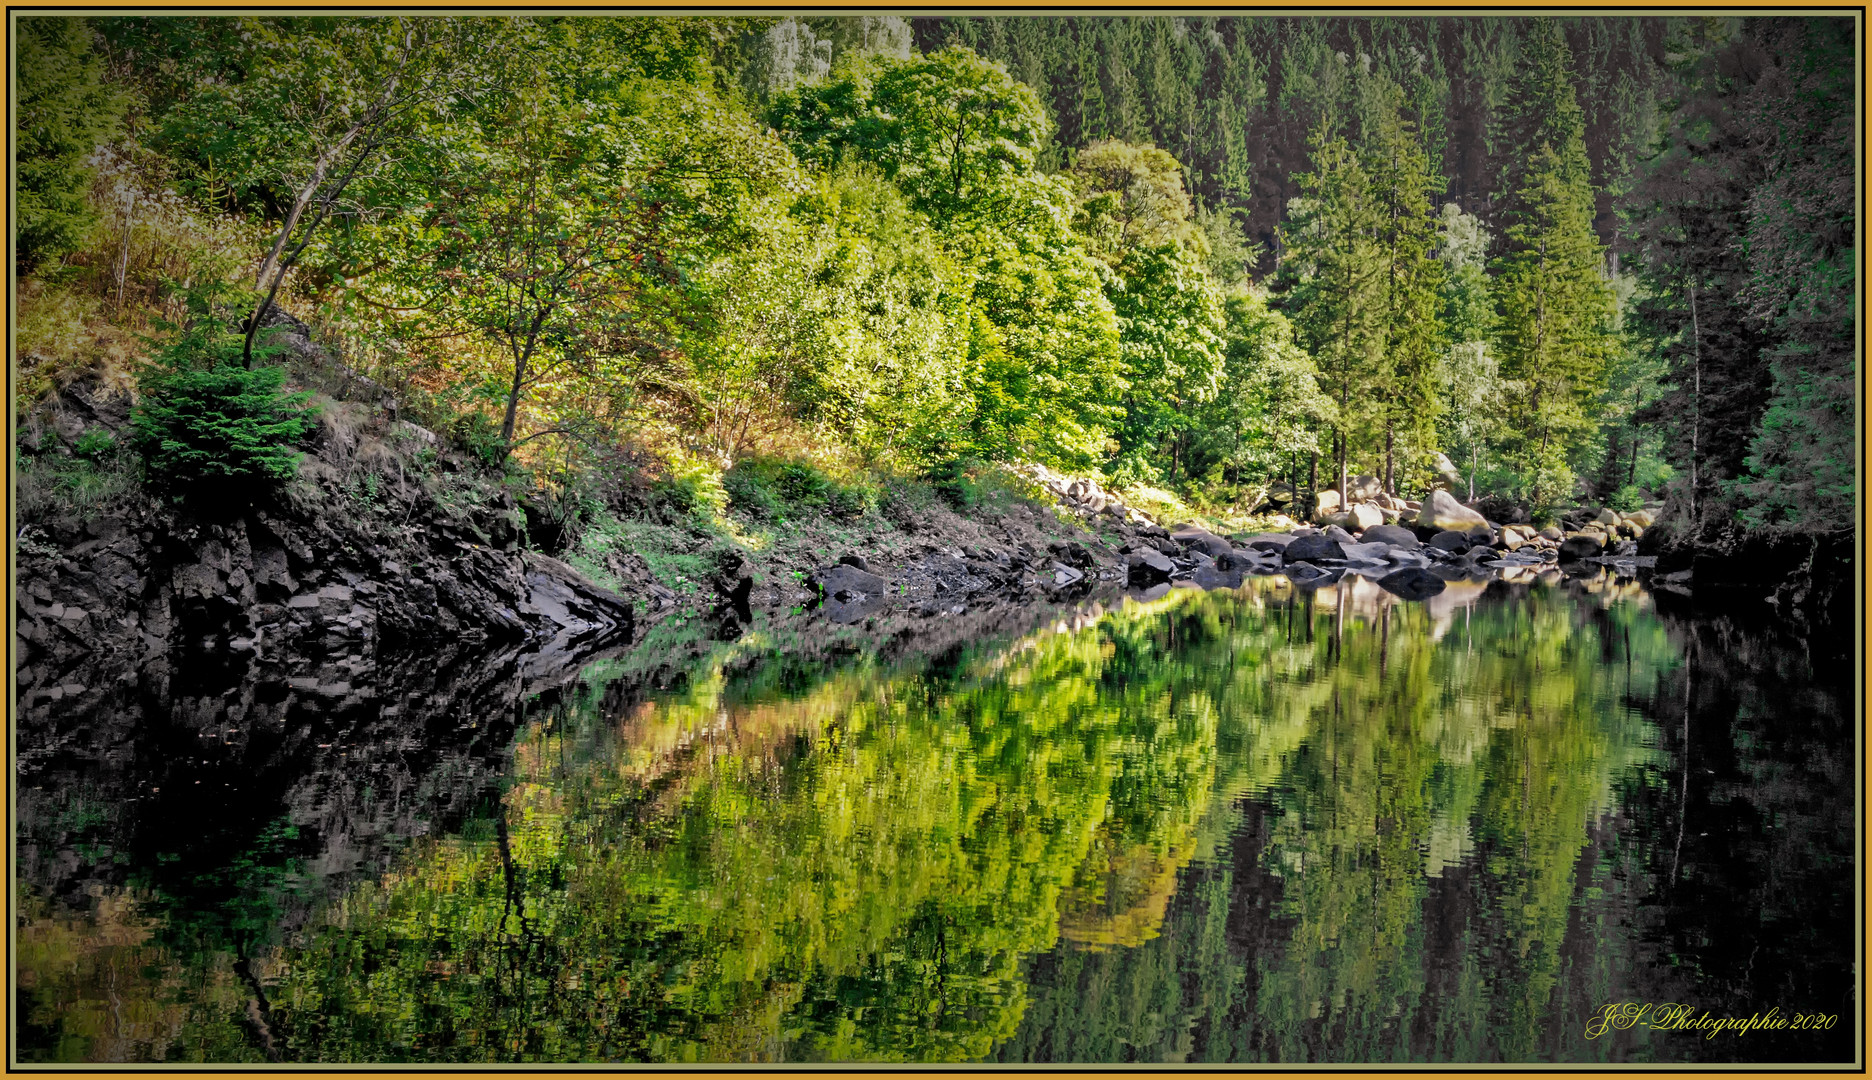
[1242,533,1294,553]
[1051,561,1086,587]
[1415,488,1490,533]
[1214,549,1266,572]
[1314,489,1343,518]
[1558,535,1605,562]
[1595,508,1622,527]
[1127,548,1177,586]
[1346,502,1385,532]
[1347,474,1382,502]
[809,563,886,602]
[1321,524,1358,544]
[1538,526,1564,542]
[1360,524,1419,548]
[1428,530,1472,553]
[1189,565,1245,590]
[1377,567,1447,601]
[1339,541,1392,564]
[1626,508,1656,529]
[1432,452,1464,487]
[1282,535,1346,564]
[1171,526,1234,560]
[1498,527,1526,552]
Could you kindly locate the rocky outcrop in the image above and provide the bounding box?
[15,382,631,697]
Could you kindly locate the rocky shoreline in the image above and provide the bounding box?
[15,361,1847,713]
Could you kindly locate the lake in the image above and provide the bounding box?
[13,570,1856,1064]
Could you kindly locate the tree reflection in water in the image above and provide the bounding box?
[15,573,1853,1064]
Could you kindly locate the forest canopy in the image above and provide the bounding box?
[14,14,1857,534]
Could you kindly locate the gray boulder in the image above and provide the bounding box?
[1339,541,1393,565]
[810,563,886,602]
[1558,535,1605,562]
[1428,530,1473,553]
[1283,534,1347,564]
[1361,524,1420,548]
[1127,548,1176,586]
[1416,488,1490,532]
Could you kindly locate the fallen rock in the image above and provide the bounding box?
[1428,530,1473,553]
[1347,475,1382,502]
[1170,526,1234,560]
[1339,541,1393,565]
[1321,524,1358,544]
[1241,533,1294,553]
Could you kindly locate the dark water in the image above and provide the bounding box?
[14,572,1856,1064]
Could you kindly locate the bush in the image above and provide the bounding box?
[649,451,729,524]
[128,311,317,498]
[924,456,986,510]
[1606,483,1645,513]
[725,457,876,520]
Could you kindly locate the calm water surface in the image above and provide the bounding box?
[14,572,1856,1063]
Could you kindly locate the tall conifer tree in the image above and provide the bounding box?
[1490,19,1616,508]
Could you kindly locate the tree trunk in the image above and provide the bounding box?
[1689,283,1702,527]
[501,351,529,447]
[1384,425,1394,495]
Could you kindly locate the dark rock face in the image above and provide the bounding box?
[15,373,635,699]
[1377,567,1447,600]
[1361,524,1420,548]
[15,500,633,702]
[1127,548,1177,586]
[1282,535,1346,564]
[1428,530,1473,553]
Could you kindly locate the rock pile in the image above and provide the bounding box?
[1007,463,1158,526]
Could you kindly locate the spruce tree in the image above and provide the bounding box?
[1489,19,1617,509]
[1366,88,1448,494]
[1278,126,1385,499]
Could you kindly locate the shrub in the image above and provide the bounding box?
[724,457,876,520]
[1606,483,1645,513]
[128,310,317,498]
[650,451,729,524]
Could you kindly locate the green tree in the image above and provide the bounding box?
[1727,19,1855,530]
[1277,127,1385,499]
[151,17,482,365]
[771,48,1124,468]
[1070,140,1226,482]
[15,17,125,274]
[369,24,793,457]
[1490,20,1617,509]
[1365,91,1448,494]
[1186,288,1335,489]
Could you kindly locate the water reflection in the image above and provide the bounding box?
[14,572,1854,1064]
